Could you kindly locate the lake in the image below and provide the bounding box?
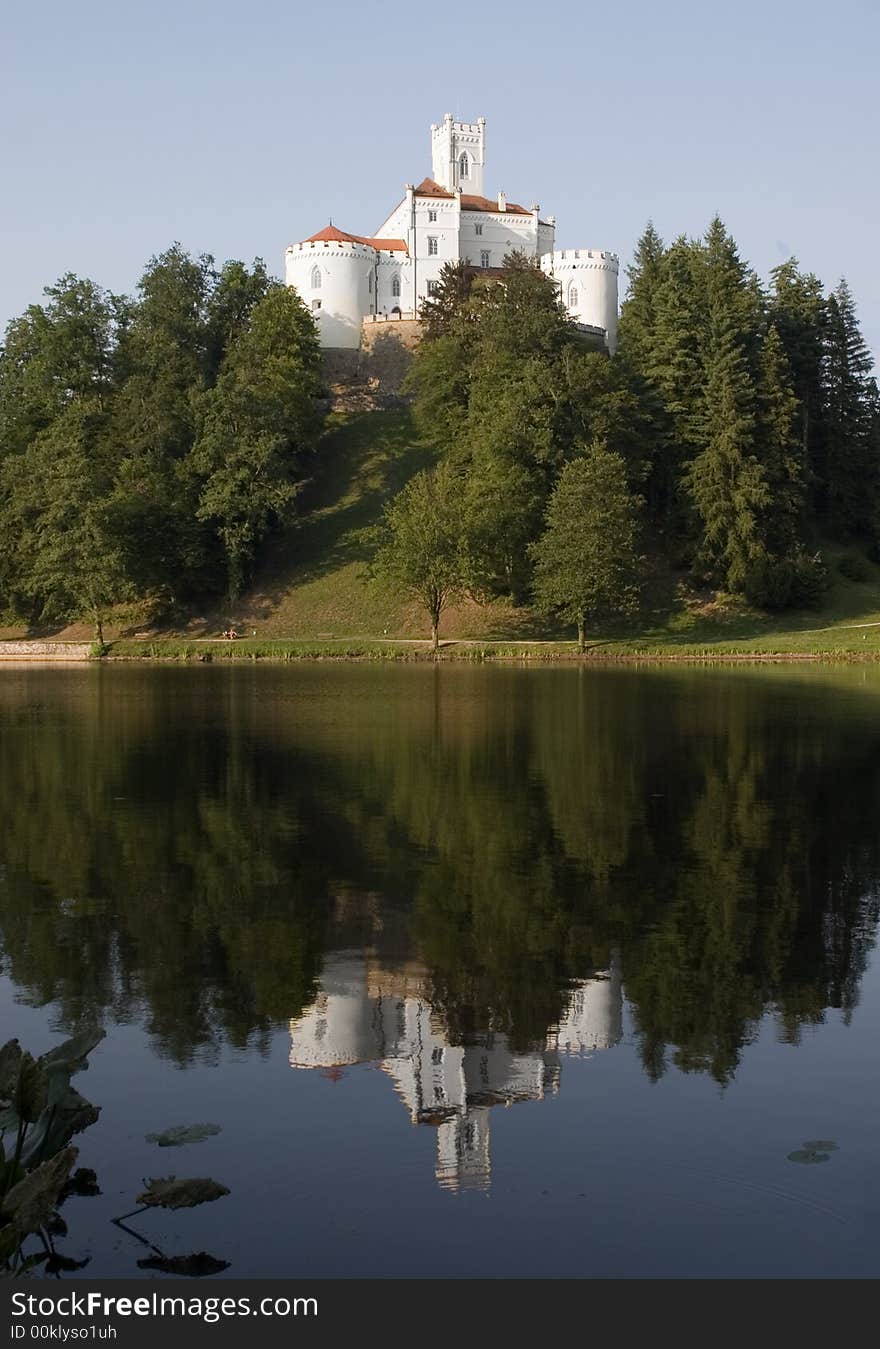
[1,662,879,1277]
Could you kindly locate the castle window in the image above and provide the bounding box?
[427,280,440,296]
[568,284,579,308]
[427,236,438,256]
[480,250,490,268]
[311,299,321,312]
[391,274,400,297]
[475,223,483,235]
[428,210,437,222]
[310,266,321,289]
[459,152,469,179]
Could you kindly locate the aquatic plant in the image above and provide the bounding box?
[0,1029,105,1274]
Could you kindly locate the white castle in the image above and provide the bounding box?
[285,114,619,352]
[289,951,622,1192]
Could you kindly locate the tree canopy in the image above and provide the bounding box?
[0,248,323,629]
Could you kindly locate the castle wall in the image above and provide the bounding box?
[541,249,619,352]
[411,194,459,310]
[285,239,375,349]
[457,208,539,269]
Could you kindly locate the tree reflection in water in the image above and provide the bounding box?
[0,663,877,1102]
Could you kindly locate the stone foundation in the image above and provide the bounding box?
[0,641,92,660]
[321,317,424,410]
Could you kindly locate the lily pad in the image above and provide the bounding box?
[137,1176,230,1210]
[138,1251,231,1277]
[146,1123,222,1148]
[787,1138,839,1164]
[787,1148,831,1164]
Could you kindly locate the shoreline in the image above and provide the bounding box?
[5,637,880,665]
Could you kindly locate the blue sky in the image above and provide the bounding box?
[2,0,877,362]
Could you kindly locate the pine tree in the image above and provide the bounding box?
[688,314,769,593]
[768,259,826,497]
[616,221,665,369]
[822,279,878,535]
[756,324,806,554]
[646,236,706,532]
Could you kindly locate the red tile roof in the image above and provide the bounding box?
[414,177,454,198]
[305,224,407,252]
[461,193,531,215]
[413,177,532,216]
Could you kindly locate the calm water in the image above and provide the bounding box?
[1,662,879,1277]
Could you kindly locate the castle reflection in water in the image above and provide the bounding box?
[290,953,622,1192]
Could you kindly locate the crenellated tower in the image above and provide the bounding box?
[430,113,486,195]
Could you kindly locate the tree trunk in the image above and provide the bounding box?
[431,619,439,653]
[94,613,104,645]
[577,618,585,654]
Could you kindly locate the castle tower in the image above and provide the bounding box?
[540,249,620,353]
[285,228,378,349]
[431,113,486,195]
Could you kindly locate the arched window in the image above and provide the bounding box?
[310,266,321,290]
[311,299,321,312]
[568,283,579,309]
[391,274,401,298]
[458,152,469,179]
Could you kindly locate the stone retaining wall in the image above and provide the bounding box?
[0,641,92,660]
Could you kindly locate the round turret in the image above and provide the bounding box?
[285,236,376,348]
[540,249,619,353]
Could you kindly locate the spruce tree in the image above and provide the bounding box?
[645,236,706,535]
[756,324,805,555]
[687,314,768,593]
[822,279,878,536]
[768,259,826,498]
[616,221,665,369]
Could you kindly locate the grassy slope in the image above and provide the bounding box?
[197,407,559,643]
[9,407,880,656]
[225,408,880,656]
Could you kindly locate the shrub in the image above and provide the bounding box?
[837,554,872,583]
[745,550,827,610]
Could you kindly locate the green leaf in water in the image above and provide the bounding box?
[39,1027,105,1076]
[1,1146,78,1236]
[145,1124,222,1148]
[20,1086,100,1168]
[787,1149,831,1164]
[137,1176,230,1210]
